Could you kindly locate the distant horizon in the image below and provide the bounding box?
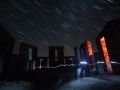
[12,39,98,57]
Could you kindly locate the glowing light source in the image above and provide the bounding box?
[97,61,105,63]
[111,61,118,63]
[87,41,93,56]
[100,37,113,73]
[80,61,87,64]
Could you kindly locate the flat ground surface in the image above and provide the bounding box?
[0,75,120,90]
[57,75,120,90]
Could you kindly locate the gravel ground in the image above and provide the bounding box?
[57,75,120,90]
[0,74,120,90]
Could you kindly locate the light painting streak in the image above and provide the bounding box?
[100,37,113,73]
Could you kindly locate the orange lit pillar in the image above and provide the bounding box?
[87,41,96,69]
[100,37,113,73]
[87,41,93,56]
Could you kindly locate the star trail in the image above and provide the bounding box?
[0,0,120,56]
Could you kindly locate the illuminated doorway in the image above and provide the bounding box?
[100,37,113,73]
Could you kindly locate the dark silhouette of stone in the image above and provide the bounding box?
[96,19,120,74]
[49,46,64,67]
[19,42,38,72]
[0,23,15,79]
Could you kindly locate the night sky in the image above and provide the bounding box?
[0,0,120,57]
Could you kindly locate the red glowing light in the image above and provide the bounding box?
[87,41,93,56]
[100,37,113,73]
[87,41,96,69]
